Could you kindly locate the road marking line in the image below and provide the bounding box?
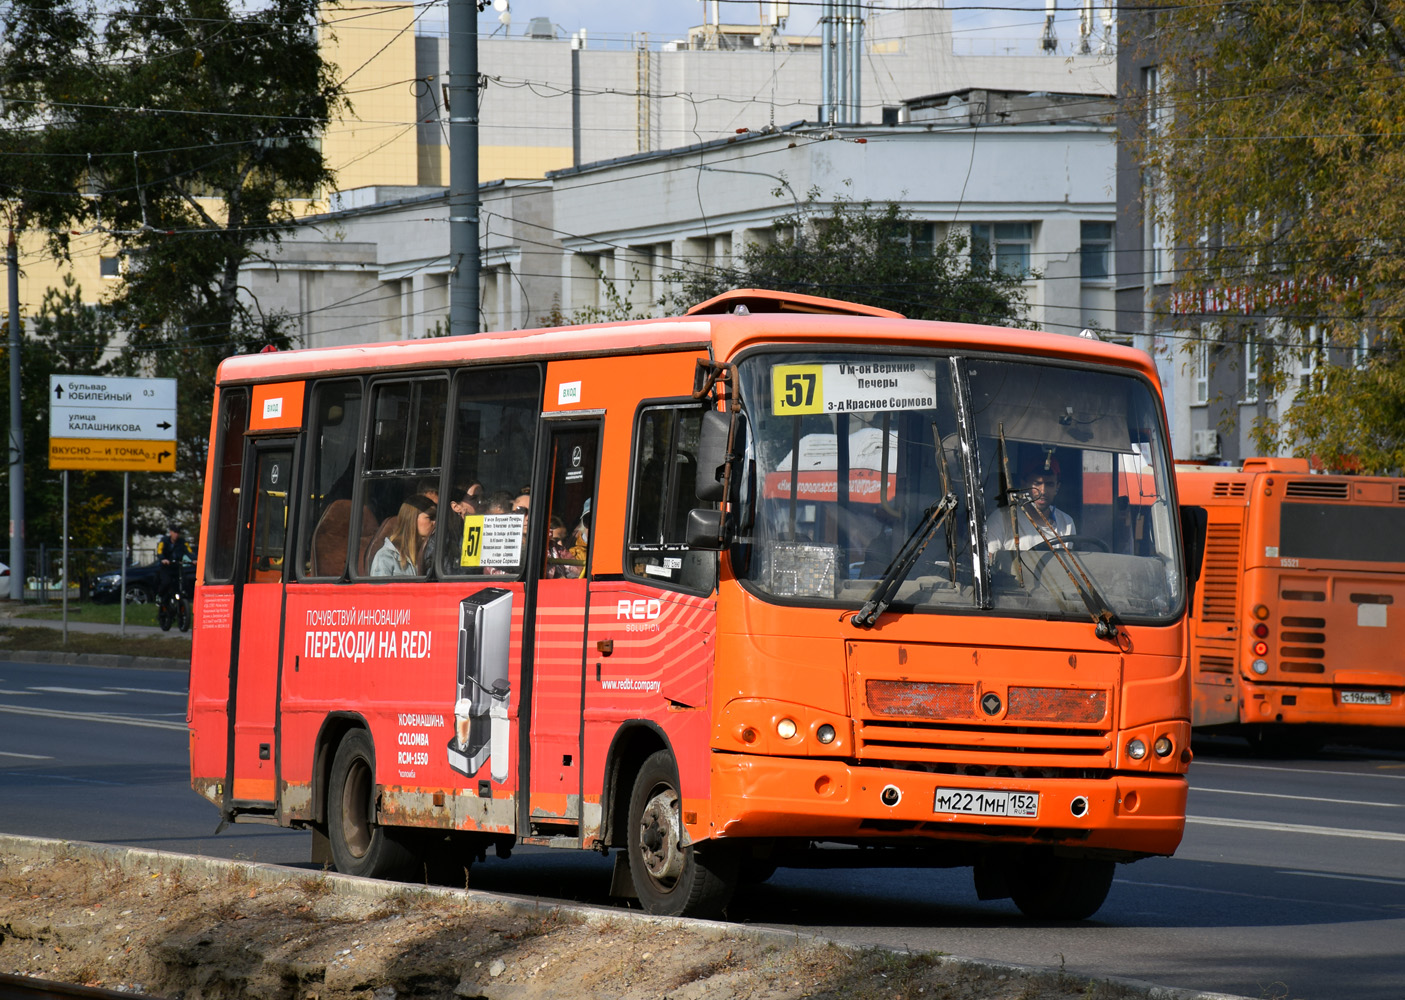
[29,686,121,696]
[1115,878,1397,912]
[1280,870,1405,887]
[1188,816,1405,842]
[1193,760,1405,781]
[0,750,54,760]
[0,703,185,731]
[1193,786,1402,808]
[104,687,185,697]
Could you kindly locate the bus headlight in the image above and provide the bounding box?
[816,724,836,744]
[1126,738,1147,760]
[776,718,797,740]
[1252,659,1269,675]
[1153,735,1173,758]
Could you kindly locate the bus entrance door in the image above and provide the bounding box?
[528,421,601,842]
[227,442,296,812]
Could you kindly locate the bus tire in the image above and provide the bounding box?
[327,729,418,880]
[1009,852,1115,921]
[627,750,738,918]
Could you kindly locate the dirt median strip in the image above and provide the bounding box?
[0,835,1249,1000]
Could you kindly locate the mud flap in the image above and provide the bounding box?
[610,851,638,898]
[973,857,1012,901]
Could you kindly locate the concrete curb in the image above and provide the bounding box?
[0,834,1251,1000]
[0,649,189,671]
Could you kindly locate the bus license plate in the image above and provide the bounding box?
[934,788,1039,818]
[1341,690,1392,706]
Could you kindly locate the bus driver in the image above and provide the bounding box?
[987,453,1075,554]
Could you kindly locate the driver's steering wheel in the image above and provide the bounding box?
[1029,534,1110,553]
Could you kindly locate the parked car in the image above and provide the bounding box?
[92,558,196,604]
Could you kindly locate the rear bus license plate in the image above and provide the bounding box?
[934,788,1039,818]
[1341,690,1392,706]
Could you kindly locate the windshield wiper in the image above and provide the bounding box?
[1013,497,1127,649]
[852,492,958,629]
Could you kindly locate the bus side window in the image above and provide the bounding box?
[301,379,366,580]
[439,365,542,577]
[627,404,715,593]
[357,376,448,579]
[206,388,249,583]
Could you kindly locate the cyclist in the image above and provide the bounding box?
[156,523,193,631]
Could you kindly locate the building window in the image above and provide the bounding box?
[1193,327,1212,406]
[970,223,1032,277]
[1080,221,1113,281]
[1297,326,1322,391]
[1241,324,1259,404]
[1353,329,1372,369]
[100,256,121,279]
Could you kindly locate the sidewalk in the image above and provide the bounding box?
[0,603,190,669]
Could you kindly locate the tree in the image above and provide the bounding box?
[663,195,1033,327]
[1130,1,1405,472]
[1,0,346,522]
[0,276,125,584]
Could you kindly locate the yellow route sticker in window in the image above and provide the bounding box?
[773,365,825,415]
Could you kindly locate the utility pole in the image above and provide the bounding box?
[7,224,24,601]
[448,0,481,336]
[6,224,23,601]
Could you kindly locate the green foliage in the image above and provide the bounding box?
[663,194,1033,326]
[0,276,124,567]
[1284,350,1405,474]
[1130,0,1405,472]
[1,0,344,524]
[539,269,656,327]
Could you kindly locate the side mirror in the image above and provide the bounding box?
[686,508,724,550]
[695,409,730,502]
[1179,504,1207,608]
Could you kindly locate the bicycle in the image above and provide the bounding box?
[157,580,191,632]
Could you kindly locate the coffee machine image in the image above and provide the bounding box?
[447,587,513,781]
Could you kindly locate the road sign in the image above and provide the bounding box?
[48,375,178,473]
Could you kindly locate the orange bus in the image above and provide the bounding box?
[189,289,1201,921]
[1177,458,1405,750]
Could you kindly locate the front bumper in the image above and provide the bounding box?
[710,752,1186,857]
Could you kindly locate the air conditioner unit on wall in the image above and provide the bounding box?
[1193,429,1220,457]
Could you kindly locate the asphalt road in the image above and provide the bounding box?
[2,656,1403,1000]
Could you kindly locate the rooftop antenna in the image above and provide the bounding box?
[1041,0,1058,53]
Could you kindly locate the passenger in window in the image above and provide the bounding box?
[545,515,571,577]
[987,452,1075,554]
[415,478,440,505]
[569,499,591,569]
[434,481,478,570]
[370,494,436,577]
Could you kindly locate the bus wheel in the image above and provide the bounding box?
[327,730,417,880]
[627,750,738,918]
[1009,851,1115,921]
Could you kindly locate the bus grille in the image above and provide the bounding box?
[1201,522,1243,621]
[856,718,1114,777]
[1212,481,1247,497]
[1280,611,1327,673]
[1285,479,1349,500]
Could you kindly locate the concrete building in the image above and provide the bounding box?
[244,99,1118,347]
[1113,6,1317,464]
[7,2,1117,345]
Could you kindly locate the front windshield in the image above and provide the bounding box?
[732,351,1182,625]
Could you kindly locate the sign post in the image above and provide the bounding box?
[48,375,177,635]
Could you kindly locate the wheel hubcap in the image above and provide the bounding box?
[340,758,373,858]
[638,785,684,885]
